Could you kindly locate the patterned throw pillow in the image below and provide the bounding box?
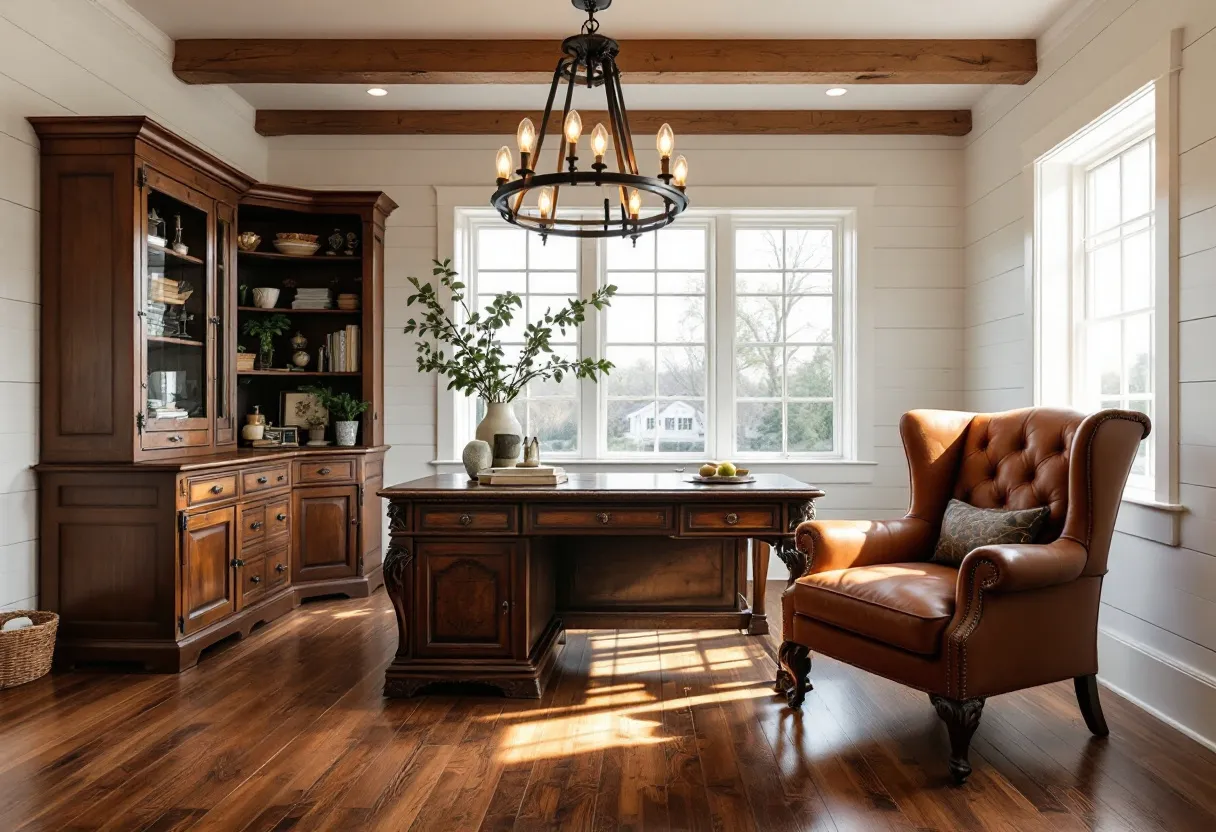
[930,498,1051,567]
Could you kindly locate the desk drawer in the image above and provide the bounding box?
[144,428,210,451]
[264,544,291,592]
[265,497,291,542]
[681,504,781,534]
[243,464,290,496]
[239,502,267,550]
[528,505,674,534]
[185,472,239,507]
[295,458,357,484]
[418,504,518,534]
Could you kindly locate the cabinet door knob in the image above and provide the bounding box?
[501,600,510,613]
[250,521,263,530]
[597,512,611,525]
[276,513,287,522]
[459,514,473,526]
[318,467,332,475]
[231,558,244,568]
[210,484,224,494]
[167,435,182,443]
[250,575,261,584]
[725,512,739,526]
[257,476,268,484]
[275,563,287,573]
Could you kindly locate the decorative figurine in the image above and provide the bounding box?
[171,214,188,256]
[462,440,493,481]
[344,232,359,256]
[291,333,310,368]
[492,433,522,468]
[519,436,541,467]
[148,209,166,245]
[327,228,344,256]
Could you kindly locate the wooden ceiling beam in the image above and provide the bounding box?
[175,39,1036,85]
[254,109,973,137]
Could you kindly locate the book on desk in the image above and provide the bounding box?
[477,465,568,486]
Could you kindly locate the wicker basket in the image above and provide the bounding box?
[0,611,58,689]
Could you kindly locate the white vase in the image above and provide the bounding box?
[475,401,522,446]
[334,420,358,446]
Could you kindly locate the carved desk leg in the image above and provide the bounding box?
[774,500,817,698]
[381,539,414,697]
[748,540,771,635]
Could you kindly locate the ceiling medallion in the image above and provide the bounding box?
[490,0,689,243]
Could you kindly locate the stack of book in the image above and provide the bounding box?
[292,288,331,309]
[477,465,568,486]
[149,276,193,305]
[323,326,360,372]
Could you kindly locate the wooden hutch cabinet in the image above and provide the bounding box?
[32,117,396,671]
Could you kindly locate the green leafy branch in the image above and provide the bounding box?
[404,259,616,403]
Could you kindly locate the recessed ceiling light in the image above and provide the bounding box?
[367,88,388,97]
[826,88,848,97]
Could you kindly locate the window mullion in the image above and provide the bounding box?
[580,235,599,459]
[713,214,735,459]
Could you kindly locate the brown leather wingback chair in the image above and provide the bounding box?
[777,407,1151,783]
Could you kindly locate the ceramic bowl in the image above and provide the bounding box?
[272,239,322,257]
[275,232,319,243]
[251,287,281,308]
[236,231,261,252]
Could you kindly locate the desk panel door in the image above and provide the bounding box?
[416,540,515,658]
[292,485,358,583]
[181,506,236,635]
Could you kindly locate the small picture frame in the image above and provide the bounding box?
[281,391,328,430]
[261,426,283,445]
[278,426,300,447]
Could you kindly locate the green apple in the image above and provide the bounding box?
[717,461,737,477]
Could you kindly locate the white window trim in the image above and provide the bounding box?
[433,185,877,481]
[1024,29,1182,543]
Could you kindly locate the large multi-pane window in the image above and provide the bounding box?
[463,211,851,461]
[734,227,838,455]
[472,226,582,452]
[602,226,710,454]
[1078,135,1156,485]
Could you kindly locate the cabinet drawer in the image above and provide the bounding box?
[242,464,290,496]
[185,472,239,507]
[681,504,781,534]
[528,505,674,534]
[144,428,209,451]
[295,458,357,484]
[265,497,291,542]
[418,504,518,534]
[238,554,267,608]
[238,502,267,550]
[264,544,291,592]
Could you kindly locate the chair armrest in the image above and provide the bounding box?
[955,538,1089,597]
[794,517,937,577]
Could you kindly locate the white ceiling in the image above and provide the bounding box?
[130,0,1073,115]
[129,0,1073,40]
[232,83,986,111]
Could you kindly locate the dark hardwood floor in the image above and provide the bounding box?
[3,583,1216,831]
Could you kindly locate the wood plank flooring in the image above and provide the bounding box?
[2,583,1216,831]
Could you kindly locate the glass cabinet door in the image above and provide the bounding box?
[142,174,211,439]
[214,205,236,444]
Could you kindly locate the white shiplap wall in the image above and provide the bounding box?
[962,0,1216,747]
[0,0,267,611]
[268,133,966,575]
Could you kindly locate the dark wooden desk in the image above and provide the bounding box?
[378,473,824,697]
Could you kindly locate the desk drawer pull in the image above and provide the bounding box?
[459,514,473,527]
[597,512,611,525]
[167,435,182,443]
[276,513,287,522]
[210,484,224,494]
[725,513,739,526]
[250,575,261,585]
[318,467,332,475]
[275,563,287,573]
[250,521,263,531]
[257,476,268,484]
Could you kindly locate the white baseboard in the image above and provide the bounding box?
[1098,627,1216,754]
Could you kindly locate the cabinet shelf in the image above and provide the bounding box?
[238,250,362,263]
[238,370,361,377]
[148,335,204,348]
[237,306,360,315]
[147,241,204,266]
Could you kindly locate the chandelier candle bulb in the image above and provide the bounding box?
[673,154,688,190]
[627,188,642,220]
[537,187,554,221]
[564,110,583,144]
[657,123,675,159]
[591,123,609,160]
[495,146,512,185]
[516,117,536,173]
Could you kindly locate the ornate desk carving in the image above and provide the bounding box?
[378,473,823,698]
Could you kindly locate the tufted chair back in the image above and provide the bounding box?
[901,407,1151,576]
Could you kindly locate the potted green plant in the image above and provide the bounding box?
[301,386,370,446]
[404,259,615,443]
[242,314,291,370]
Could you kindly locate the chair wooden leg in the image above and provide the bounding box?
[930,694,986,784]
[776,641,812,709]
[1075,674,1110,737]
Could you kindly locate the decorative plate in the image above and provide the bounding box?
[685,474,757,485]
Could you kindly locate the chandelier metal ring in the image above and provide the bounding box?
[489,0,689,242]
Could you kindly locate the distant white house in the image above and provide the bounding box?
[622,401,706,443]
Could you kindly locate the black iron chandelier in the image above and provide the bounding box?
[490,0,689,241]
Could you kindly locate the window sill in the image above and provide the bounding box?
[1115,495,1186,546]
[429,457,878,484]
